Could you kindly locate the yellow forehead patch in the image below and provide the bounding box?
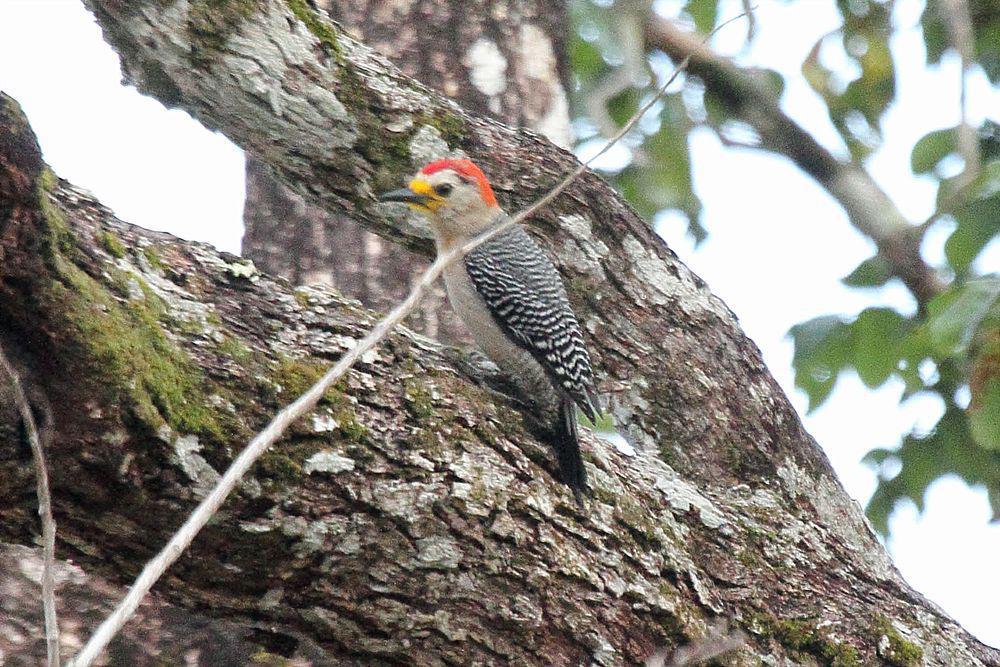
[407,178,444,212]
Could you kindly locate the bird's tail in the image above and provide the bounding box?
[552,397,590,504]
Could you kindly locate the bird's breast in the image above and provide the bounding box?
[443,262,516,360]
[443,261,561,419]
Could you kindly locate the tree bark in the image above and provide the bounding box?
[1,3,997,664]
[242,0,571,343]
[0,542,337,665]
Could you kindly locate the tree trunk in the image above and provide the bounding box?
[0,2,996,664]
[242,0,571,343]
[0,542,338,665]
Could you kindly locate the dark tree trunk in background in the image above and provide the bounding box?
[242,0,571,342]
[324,0,571,139]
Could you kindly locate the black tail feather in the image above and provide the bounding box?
[553,397,590,504]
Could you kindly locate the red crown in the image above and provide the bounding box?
[421,158,498,208]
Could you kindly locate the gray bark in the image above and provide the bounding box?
[242,0,570,343]
[0,2,996,663]
[0,543,333,665]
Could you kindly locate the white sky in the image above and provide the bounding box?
[1,0,997,649]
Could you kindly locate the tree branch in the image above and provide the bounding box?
[69,18,747,660]
[0,348,60,667]
[82,0,771,489]
[644,17,945,309]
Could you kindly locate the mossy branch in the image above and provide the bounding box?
[68,19,737,662]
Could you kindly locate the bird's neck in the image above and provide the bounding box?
[433,207,507,254]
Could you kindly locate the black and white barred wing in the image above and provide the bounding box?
[465,224,599,421]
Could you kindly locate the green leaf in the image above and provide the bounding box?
[701,88,730,127]
[898,327,934,398]
[863,431,939,535]
[610,98,703,240]
[843,39,895,126]
[801,37,830,96]
[803,1,896,159]
[926,278,1000,358]
[851,308,910,388]
[750,67,786,99]
[970,378,1000,450]
[843,255,892,287]
[911,127,955,174]
[606,87,641,128]
[789,316,853,411]
[863,408,975,535]
[864,483,894,536]
[885,406,1000,526]
[922,0,1000,84]
[683,0,718,34]
[921,5,948,66]
[896,359,926,398]
[569,35,608,87]
[946,191,1000,274]
[973,19,1000,85]
[862,447,897,467]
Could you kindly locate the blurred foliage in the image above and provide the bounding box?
[568,0,1000,535]
[570,0,705,240]
[922,0,1000,83]
[803,0,895,160]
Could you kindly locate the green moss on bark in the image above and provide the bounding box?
[283,0,467,184]
[142,245,165,271]
[403,378,436,420]
[32,176,229,441]
[272,356,341,401]
[418,110,467,147]
[37,169,78,265]
[188,0,262,67]
[750,614,861,667]
[45,261,224,438]
[270,356,369,444]
[338,415,368,443]
[872,615,923,667]
[258,440,317,484]
[98,230,126,258]
[285,0,341,56]
[216,336,254,363]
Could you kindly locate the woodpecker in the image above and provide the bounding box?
[379,158,600,501]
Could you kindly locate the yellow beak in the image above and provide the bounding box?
[378,178,443,212]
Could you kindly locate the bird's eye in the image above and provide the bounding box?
[434,183,453,197]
